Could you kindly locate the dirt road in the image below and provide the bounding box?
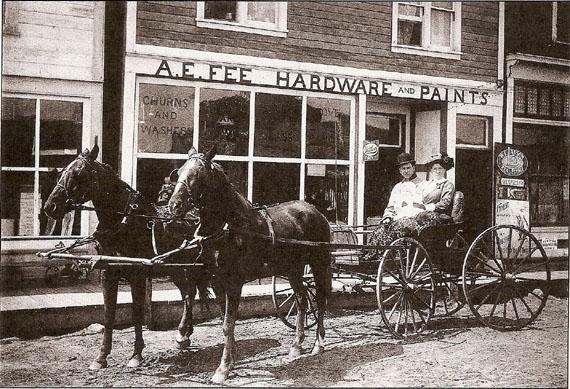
[0,297,567,387]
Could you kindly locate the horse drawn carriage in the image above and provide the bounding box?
[40,145,552,383]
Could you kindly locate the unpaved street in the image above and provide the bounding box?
[0,297,567,387]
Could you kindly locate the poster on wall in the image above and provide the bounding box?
[494,143,530,256]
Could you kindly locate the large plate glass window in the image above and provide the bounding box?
[306,98,350,160]
[392,2,462,59]
[1,97,84,237]
[197,1,287,37]
[514,124,569,227]
[553,2,570,44]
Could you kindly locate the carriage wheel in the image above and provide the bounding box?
[462,225,550,331]
[377,237,435,339]
[272,265,318,330]
[434,233,468,316]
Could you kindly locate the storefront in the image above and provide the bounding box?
[119,54,503,234]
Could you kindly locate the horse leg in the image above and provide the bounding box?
[287,272,307,359]
[310,261,329,355]
[211,283,242,385]
[212,281,226,319]
[172,274,195,348]
[90,269,118,370]
[127,273,146,368]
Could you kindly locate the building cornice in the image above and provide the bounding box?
[506,53,570,68]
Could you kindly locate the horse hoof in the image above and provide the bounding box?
[89,360,107,370]
[127,355,143,368]
[287,347,302,360]
[176,339,191,349]
[311,345,325,355]
[211,369,228,385]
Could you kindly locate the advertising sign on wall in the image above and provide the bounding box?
[494,143,531,256]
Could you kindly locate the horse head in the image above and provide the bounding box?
[43,145,99,219]
[168,145,220,219]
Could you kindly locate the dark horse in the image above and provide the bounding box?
[43,145,209,369]
[168,146,331,384]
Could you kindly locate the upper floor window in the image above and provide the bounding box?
[514,81,570,120]
[196,1,288,37]
[552,2,570,44]
[392,2,462,60]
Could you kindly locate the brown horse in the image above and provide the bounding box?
[168,146,331,384]
[43,145,210,369]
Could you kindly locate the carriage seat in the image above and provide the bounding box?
[418,191,464,243]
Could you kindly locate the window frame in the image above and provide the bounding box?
[1,93,91,240]
[196,1,288,38]
[391,2,462,60]
[2,1,20,36]
[455,114,492,150]
[514,81,570,121]
[133,77,355,223]
[552,1,570,45]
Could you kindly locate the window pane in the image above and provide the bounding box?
[431,9,452,47]
[432,2,453,10]
[306,98,350,160]
[1,171,35,236]
[217,160,248,197]
[514,84,526,114]
[39,100,83,167]
[247,2,276,23]
[365,113,402,146]
[136,158,186,202]
[552,89,563,117]
[398,3,422,17]
[40,171,81,236]
[254,93,301,158]
[1,98,36,167]
[204,1,237,21]
[527,87,538,114]
[457,115,488,146]
[538,88,550,116]
[564,90,570,119]
[199,89,249,156]
[557,2,570,42]
[252,162,299,205]
[138,83,194,154]
[398,20,422,46]
[305,164,349,223]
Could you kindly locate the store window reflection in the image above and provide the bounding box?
[199,89,249,156]
[306,98,350,160]
[138,83,194,154]
[136,158,186,203]
[217,161,248,197]
[254,93,301,158]
[253,162,300,205]
[305,164,349,224]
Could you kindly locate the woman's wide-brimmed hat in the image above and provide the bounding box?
[425,152,455,170]
[395,152,416,167]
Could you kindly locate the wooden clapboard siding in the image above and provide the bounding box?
[136,1,499,82]
[3,1,104,81]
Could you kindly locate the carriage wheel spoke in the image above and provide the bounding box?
[404,247,411,279]
[278,293,295,309]
[510,292,520,322]
[409,258,427,280]
[512,284,536,317]
[466,279,499,295]
[382,268,409,289]
[285,298,297,321]
[488,287,503,318]
[394,298,404,334]
[408,246,420,279]
[410,304,419,333]
[382,289,401,305]
[493,230,506,271]
[408,294,428,324]
[387,292,404,322]
[409,289,431,311]
[474,283,501,312]
[513,261,547,276]
[468,252,501,274]
[403,298,409,336]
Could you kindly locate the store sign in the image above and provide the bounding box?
[363,140,379,161]
[494,143,530,257]
[150,60,500,105]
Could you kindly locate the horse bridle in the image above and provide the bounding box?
[55,156,98,209]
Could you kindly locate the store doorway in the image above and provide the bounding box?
[455,148,493,243]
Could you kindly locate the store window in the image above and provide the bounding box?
[514,82,570,120]
[392,2,462,59]
[137,83,194,154]
[514,125,569,227]
[366,113,403,147]
[254,93,301,158]
[1,97,84,237]
[196,1,288,37]
[552,2,570,44]
[199,88,249,156]
[456,115,490,148]
[135,81,353,224]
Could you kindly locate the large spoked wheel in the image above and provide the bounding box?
[462,225,550,331]
[272,265,318,330]
[377,237,435,339]
[434,233,468,317]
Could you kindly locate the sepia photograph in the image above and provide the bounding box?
[0,1,568,387]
